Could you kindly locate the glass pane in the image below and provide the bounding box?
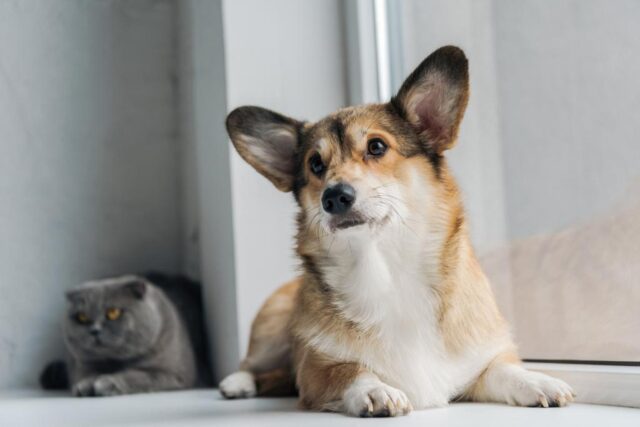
[394,0,640,362]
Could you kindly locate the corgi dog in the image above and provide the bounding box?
[219,46,574,417]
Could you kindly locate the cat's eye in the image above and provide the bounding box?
[105,307,122,321]
[309,153,325,177]
[367,138,387,157]
[76,312,90,324]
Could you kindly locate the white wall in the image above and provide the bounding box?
[178,0,240,381]
[0,0,181,388]
[222,0,348,362]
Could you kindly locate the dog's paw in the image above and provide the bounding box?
[343,374,412,417]
[505,369,575,407]
[219,371,257,399]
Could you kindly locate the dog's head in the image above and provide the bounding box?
[226,46,469,240]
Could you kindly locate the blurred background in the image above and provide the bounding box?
[0,0,638,391]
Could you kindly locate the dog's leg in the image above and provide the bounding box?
[297,349,412,417]
[464,351,575,407]
[219,279,300,399]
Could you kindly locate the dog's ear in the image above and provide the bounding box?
[226,106,303,192]
[392,46,469,154]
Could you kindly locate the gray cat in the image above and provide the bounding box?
[41,273,211,396]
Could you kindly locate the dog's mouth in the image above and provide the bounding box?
[325,206,395,232]
[329,212,368,231]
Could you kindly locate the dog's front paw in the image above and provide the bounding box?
[219,371,257,399]
[343,374,412,417]
[507,370,575,407]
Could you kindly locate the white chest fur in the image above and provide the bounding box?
[312,225,499,408]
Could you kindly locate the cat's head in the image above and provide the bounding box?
[63,275,163,361]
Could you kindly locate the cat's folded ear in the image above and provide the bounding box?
[124,278,147,299]
[391,45,469,153]
[226,106,303,192]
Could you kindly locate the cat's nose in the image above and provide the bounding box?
[89,325,101,336]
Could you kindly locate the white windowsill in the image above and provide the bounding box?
[526,362,640,408]
[1,389,638,427]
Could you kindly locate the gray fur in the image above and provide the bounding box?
[62,275,197,396]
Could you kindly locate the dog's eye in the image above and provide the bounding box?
[367,138,387,157]
[309,153,325,176]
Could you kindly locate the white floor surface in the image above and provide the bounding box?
[1,389,638,427]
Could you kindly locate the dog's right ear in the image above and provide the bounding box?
[391,46,469,154]
[226,106,303,192]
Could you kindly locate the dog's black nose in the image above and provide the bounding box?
[322,183,355,215]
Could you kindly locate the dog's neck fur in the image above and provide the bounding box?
[305,177,463,334]
[325,224,439,330]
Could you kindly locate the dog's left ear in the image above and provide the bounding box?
[392,45,469,153]
[226,106,303,192]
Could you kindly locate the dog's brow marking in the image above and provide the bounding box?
[330,118,349,157]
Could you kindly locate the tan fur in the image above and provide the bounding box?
[295,348,365,411]
[240,278,299,395]
[242,278,300,372]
